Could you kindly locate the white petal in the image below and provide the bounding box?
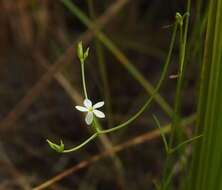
[85,112,93,125]
[93,110,105,118]
[93,101,104,109]
[75,106,88,112]
[84,99,92,108]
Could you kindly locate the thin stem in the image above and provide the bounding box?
[63,133,98,153]
[81,62,88,99]
[98,97,153,134]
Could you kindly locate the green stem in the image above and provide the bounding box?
[81,61,88,99]
[57,114,196,153]
[98,21,178,134]
[63,133,98,153]
[61,114,196,153]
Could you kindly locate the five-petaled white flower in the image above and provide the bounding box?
[75,99,105,125]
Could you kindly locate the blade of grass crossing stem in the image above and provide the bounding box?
[61,0,173,117]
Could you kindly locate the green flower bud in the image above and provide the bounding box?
[77,41,90,63]
[47,139,64,153]
[83,47,90,60]
[77,41,84,62]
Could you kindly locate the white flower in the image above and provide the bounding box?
[75,99,105,125]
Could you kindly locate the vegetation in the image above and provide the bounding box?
[1,0,221,190]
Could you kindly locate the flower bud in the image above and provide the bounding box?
[47,139,64,153]
[77,41,84,62]
[84,47,90,60]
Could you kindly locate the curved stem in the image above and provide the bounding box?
[63,133,98,153]
[49,20,178,153]
[99,21,178,135]
[51,3,179,154]
[99,98,152,134]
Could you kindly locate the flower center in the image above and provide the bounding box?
[88,107,93,112]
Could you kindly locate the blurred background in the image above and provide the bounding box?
[0,0,205,189]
